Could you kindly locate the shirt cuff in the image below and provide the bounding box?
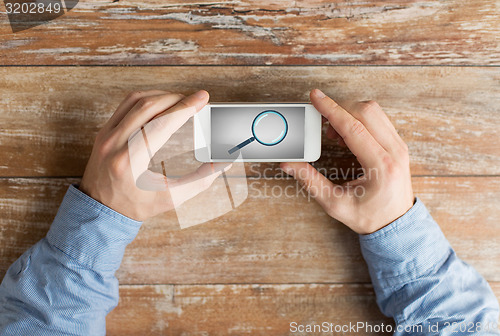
[359,197,452,290]
[47,184,143,273]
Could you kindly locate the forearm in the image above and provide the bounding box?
[360,198,500,335]
[0,185,142,335]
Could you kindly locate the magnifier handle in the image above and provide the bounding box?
[228,136,255,154]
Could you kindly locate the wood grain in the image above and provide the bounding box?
[105,282,500,335]
[106,284,394,336]
[1,176,499,284]
[0,66,499,177]
[1,0,498,331]
[1,0,499,65]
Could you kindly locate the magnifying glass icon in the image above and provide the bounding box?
[228,110,288,155]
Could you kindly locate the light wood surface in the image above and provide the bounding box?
[1,1,499,334]
[1,176,499,284]
[0,66,499,334]
[106,284,394,336]
[0,0,499,65]
[106,283,500,336]
[0,67,499,176]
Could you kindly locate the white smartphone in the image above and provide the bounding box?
[194,103,322,162]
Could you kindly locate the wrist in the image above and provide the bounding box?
[47,184,142,272]
[367,196,416,235]
[359,197,451,287]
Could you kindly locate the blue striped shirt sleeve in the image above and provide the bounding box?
[2,187,499,335]
[360,197,500,335]
[0,185,142,335]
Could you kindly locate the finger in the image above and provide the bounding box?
[280,162,349,213]
[115,92,186,141]
[310,89,387,168]
[130,90,209,153]
[169,162,231,187]
[133,162,231,194]
[127,91,210,180]
[341,100,405,154]
[156,89,209,118]
[167,162,232,207]
[135,169,169,191]
[105,90,171,130]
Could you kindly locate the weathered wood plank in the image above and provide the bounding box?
[0,66,499,176]
[106,284,394,336]
[107,282,500,335]
[0,0,499,65]
[1,176,499,283]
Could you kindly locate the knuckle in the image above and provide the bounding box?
[175,99,190,110]
[95,128,107,143]
[326,98,339,110]
[398,141,409,156]
[381,154,406,180]
[126,91,143,101]
[349,119,366,137]
[392,138,409,160]
[97,135,115,156]
[358,100,380,114]
[110,150,129,176]
[136,97,156,110]
[381,154,395,172]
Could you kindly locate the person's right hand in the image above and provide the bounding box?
[281,89,414,234]
[80,90,229,222]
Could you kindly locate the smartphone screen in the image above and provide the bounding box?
[210,106,305,160]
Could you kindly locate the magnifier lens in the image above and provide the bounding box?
[227,110,288,155]
[252,111,288,146]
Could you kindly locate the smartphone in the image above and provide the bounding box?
[194,103,322,162]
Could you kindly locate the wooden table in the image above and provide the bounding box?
[1,1,499,335]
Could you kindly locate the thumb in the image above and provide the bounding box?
[280,162,331,205]
[280,162,345,214]
[167,162,232,208]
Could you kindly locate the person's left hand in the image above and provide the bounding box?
[80,90,228,221]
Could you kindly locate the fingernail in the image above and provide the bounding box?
[313,89,326,98]
[194,90,208,99]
